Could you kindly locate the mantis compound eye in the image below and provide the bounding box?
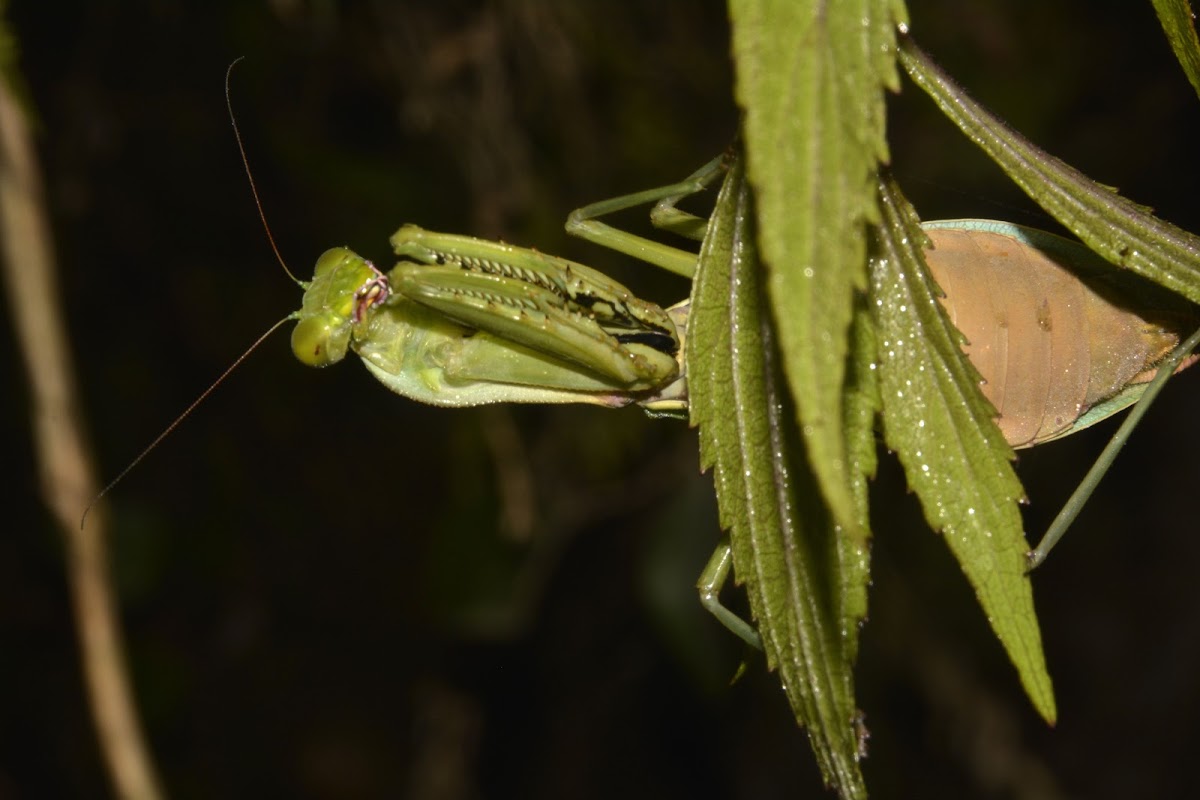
[291,311,351,367]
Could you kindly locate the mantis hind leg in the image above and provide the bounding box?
[698,537,763,650]
[1027,323,1200,569]
[566,153,730,279]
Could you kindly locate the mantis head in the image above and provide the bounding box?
[292,248,391,367]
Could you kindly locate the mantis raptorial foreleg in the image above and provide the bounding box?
[291,158,737,418]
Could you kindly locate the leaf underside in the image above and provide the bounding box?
[871,177,1056,722]
[690,157,869,798]
[689,3,1141,794]
[730,0,906,541]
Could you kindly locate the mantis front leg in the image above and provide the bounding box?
[292,156,734,414]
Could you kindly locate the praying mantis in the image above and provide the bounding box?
[298,154,1196,445]
[312,212,1198,444]
[89,128,1198,645]
[286,151,1198,610]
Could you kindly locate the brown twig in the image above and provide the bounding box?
[0,67,165,799]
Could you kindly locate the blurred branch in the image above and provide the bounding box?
[0,60,165,800]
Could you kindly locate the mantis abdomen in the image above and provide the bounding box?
[923,221,1198,448]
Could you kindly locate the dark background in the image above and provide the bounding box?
[5,2,1200,798]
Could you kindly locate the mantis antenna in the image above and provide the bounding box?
[224,57,303,287]
[80,319,292,529]
[81,59,301,528]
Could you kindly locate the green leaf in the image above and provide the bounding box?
[870,177,1056,722]
[898,35,1200,306]
[728,0,907,539]
[690,157,869,798]
[1151,0,1200,102]
[839,297,880,663]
